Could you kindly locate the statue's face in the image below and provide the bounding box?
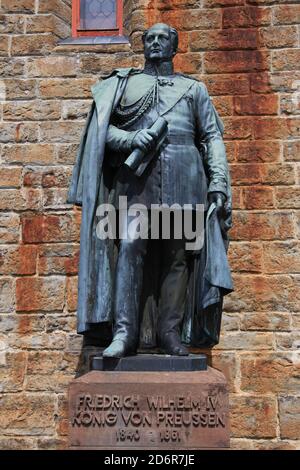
[144,24,175,61]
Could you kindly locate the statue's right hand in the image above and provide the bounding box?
[132,129,157,153]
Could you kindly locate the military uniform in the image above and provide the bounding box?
[103,70,229,351]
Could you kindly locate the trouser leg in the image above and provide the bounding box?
[157,238,189,344]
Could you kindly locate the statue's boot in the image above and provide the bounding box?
[159,331,189,356]
[102,237,147,358]
[102,339,134,358]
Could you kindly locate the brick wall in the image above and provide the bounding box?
[0,0,299,450]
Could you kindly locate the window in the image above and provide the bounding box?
[72,0,123,38]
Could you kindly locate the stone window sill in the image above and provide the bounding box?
[55,35,131,53]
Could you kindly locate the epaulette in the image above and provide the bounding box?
[102,67,142,80]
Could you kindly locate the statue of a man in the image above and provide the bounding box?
[67,23,233,358]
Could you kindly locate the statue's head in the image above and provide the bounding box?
[142,23,178,62]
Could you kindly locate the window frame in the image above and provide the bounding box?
[72,0,124,38]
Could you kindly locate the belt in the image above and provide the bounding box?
[166,133,195,145]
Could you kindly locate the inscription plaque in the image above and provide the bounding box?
[69,368,229,449]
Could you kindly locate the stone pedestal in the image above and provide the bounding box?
[68,355,229,449]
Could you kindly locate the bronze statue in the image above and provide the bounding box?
[67,23,233,358]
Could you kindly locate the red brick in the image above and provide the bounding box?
[24,166,72,188]
[253,118,300,140]
[224,141,237,163]
[0,351,27,392]
[276,332,300,351]
[26,370,73,392]
[0,188,41,211]
[37,438,68,450]
[42,188,69,209]
[16,277,65,311]
[0,167,22,187]
[41,167,73,188]
[191,29,257,51]
[237,141,281,163]
[174,53,202,74]
[270,71,300,93]
[38,0,71,23]
[241,312,290,331]
[0,58,25,77]
[66,276,78,312]
[0,245,37,275]
[230,396,277,438]
[216,331,274,350]
[0,394,56,435]
[292,315,300,330]
[3,79,36,100]
[221,313,240,331]
[22,213,80,243]
[201,74,250,96]
[240,353,299,394]
[230,163,295,185]
[15,314,45,334]
[273,49,300,72]
[39,122,85,143]
[3,101,61,121]
[39,78,94,99]
[209,352,238,392]
[0,14,25,33]
[222,117,253,139]
[279,396,300,440]
[230,164,265,185]
[228,242,263,273]
[25,14,53,33]
[161,8,221,30]
[203,0,244,6]
[12,330,66,350]
[230,211,295,241]
[231,187,242,209]
[38,244,79,275]
[2,144,56,165]
[53,15,70,40]
[1,0,35,12]
[242,186,275,209]
[276,187,300,209]
[0,35,9,56]
[280,94,300,116]
[225,274,300,312]
[80,54,135,75]
[27,57,78,77]
[204,51,270,74]
[56,144,79,164]
[234,94,278,115]
[259,26,298,48]
[0,278,15,312]
[0,438,37,450]
[0,123,38,143]
[11,34,56,56]
[222,6,271,28]
[211,96,233,116]
[45,315,76,333]
[274,5,300,25]
[61,100,91,120]
[263,242,300,274]
[283,140,300,162]
[250,72,272,94]
[0,213,20,244]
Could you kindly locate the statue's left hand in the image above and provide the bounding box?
[208,191,226,218]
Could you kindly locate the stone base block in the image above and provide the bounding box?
[69,366,230,449]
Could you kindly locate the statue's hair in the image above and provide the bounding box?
[142,24,179,53]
